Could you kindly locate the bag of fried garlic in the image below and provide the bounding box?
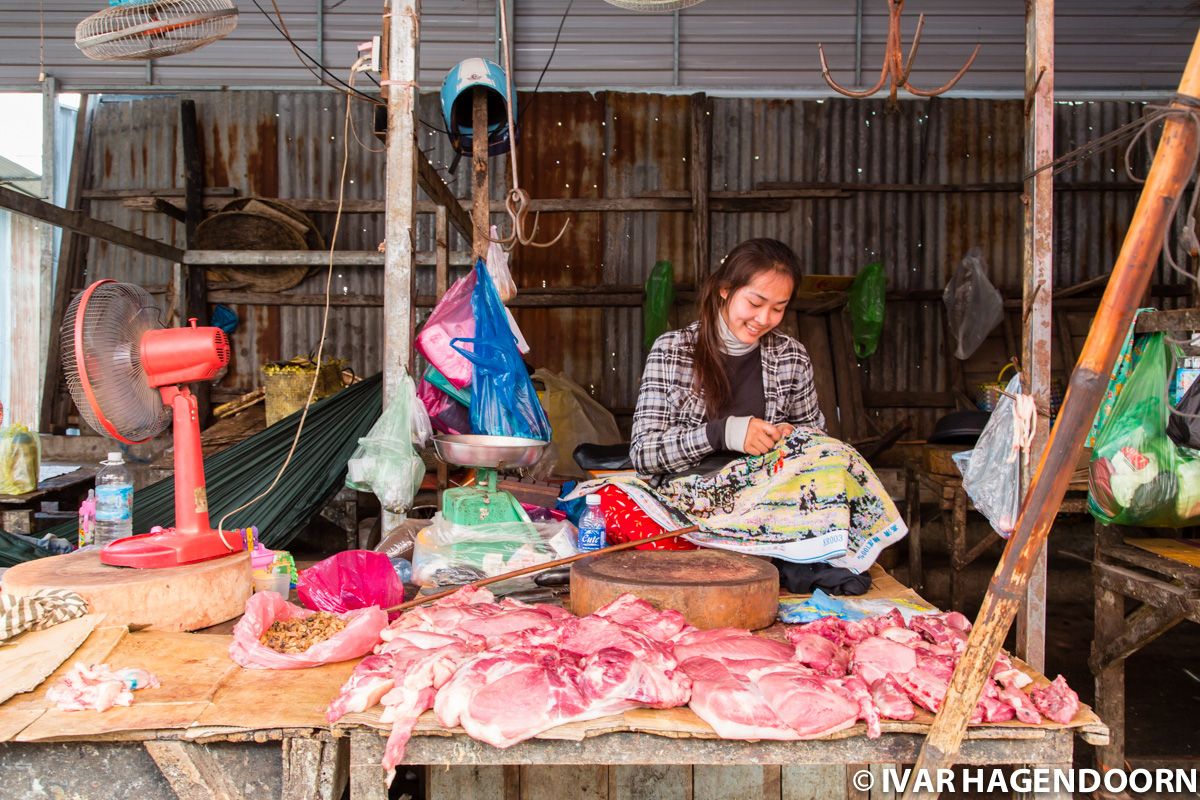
[228,591,387,669]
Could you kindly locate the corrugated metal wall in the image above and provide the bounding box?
[1,1,1195,95]
[78,90,1186,437]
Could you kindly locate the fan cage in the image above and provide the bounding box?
[75,0,238,61]
[602,0,705,11]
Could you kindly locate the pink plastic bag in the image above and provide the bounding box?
[415,271,476,389]
[298,550,405,620]
[417,379,471,435]
[228,592,386,670]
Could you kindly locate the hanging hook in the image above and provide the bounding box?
[817,0,980,109]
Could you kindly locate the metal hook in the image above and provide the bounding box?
[487,188,569,251]
[817,0,980,109]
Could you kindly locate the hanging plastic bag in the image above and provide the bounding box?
[486,225,518,302]
[953,374,1024,537]
[415,270,477,389]
[228,591,387,670]
[943,248,1004,360]
[345,373,427,513]
[1168,371,1200,449]
[0,424,39,494]
[451,259,553,441]
[424,364,471,407]
[417,378,471,435]
[848,261,886,358]
[534,369,623,478]
[1089,333,1200,527]
[643,260,675,351]
[297,550,405,621]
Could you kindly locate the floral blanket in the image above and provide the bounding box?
[566,429,907,573]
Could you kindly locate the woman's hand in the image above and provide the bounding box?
[743,418,787,455]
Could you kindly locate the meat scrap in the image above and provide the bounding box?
[47,662,160,712]
[260,611,347,654]
[1030,675,1080,724]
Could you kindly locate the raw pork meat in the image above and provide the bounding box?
[748,665,860,737]
[790,633,842,674]
[326,654,395,723]
[678,657,799,740]
[851,636,916,686]
[673,628,795,664]
[46,662,159,712]
[870,675,915,721]
[1030,675,1079,724]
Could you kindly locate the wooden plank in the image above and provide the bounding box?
[471,86,489,260]
[1133,307,1200,333]
[40,93,93,433]
[1091,554,1127,773]
[782,766,847,800]
[428,766,509,800]
[144,740,244,800]
[1089,602,1186,674]
[348,727,388,800]
[520,766,607,800]
[796,314,841,438]
[416,142,474,243]
[195,658,356,730]
[8,213,41,428]
[0,613,103,706]
[281,737,348,800]
[1126,537,1200,570]
[180,98,210,422]
[0,184,184,263]
[183,250,383,266]
[610,765,692,800]
[694,766,779,800]
[690,92,711,286]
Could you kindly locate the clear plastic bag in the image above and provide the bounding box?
[451,259,553,441]
[953,374,1024,537]
[486,225,518,302]
[415,270,477,389]
[345,373,427,513]
[848,261,886,358]
[943,248,1005,360]
[643,259,675,351]
[228,592,387,670]
[0,424,39,495]
[411,513,577,588]
[297,550,405,620]
[534,369,623,478]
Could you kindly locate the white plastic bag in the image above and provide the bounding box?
[345,373,426,513]
[943,248,1004,360]
[486,225,518,302]
[953,374,1024,537]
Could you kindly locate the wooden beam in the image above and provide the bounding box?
[183,250,385,266]
[180,98,210,422]
[1088,602,1187,674]
[0,184,184,262]
[144,741,242,800]
[690,92,711,285]
[904,32,1200,799]
[416,146,473,243]
[756,180,1152,193]
[471,86,489,260]
[40,94,93,433]
[1017,0,1055,672]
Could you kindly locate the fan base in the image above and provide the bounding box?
[100,529,243,569]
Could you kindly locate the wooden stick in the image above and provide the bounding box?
[904,30,1200,800]
[384,524,701,614]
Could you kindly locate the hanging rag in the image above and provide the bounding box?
[0,589,88,642]
[1009,392,1037,469]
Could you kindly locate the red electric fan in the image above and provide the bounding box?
[62,280,241,568]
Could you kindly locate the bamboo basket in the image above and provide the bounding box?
[261,358,346,427]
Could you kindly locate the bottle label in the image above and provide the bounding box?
[577,524,606,552]
[95,485,133,522]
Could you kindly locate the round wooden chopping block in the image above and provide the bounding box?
[570,549,779,630]
[1,549,252,632]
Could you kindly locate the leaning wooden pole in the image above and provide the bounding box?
[903,29,1200,800]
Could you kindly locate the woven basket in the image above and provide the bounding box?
[194,197,324,292]
[261,359,346,427]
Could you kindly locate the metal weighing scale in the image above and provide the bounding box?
[432,434,549,525]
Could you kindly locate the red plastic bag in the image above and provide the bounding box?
[298,551,405,620]
[228,592,386,670]
[415,271,477,389]
[416,378,471,435]
[596,485,697,551]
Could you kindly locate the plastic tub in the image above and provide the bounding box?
[253,573,292,596]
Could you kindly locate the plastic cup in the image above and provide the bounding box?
[253,573,292,596]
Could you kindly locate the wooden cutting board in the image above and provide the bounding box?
[570,549,779,630]
[1,550,251,632]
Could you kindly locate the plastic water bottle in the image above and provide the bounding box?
[94,452,134,546]
[577,494,607,552]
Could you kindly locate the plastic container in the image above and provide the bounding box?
[94,452,134,546]
[577,494,607,552]
[78,489,96,548]
[253,573,292,595]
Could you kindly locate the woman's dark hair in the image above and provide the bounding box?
[693,238,802,416]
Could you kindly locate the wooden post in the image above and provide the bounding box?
[41,94,92,433]
[180,99,210,424]
[1017,0,1054,671]
[472,86,490,260]
[903,30,1200,799]
[690,92,711,285]
[37,76,57,421]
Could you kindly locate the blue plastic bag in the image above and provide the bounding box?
[451,259,552,441]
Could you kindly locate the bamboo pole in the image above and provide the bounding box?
[903,29,1200,800]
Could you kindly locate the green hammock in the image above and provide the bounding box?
[0,374,383,568]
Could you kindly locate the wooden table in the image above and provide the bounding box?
[0,463,96,533]
[1091,525,1200,774]
[0,568,1108,800]
[904,466,1090,610]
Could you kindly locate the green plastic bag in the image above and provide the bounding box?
[643,260,675,351]
[848,262,886,358]
[1088,333,1200,527]
[424,364,471,407]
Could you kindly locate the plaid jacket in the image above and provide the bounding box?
[631,321,825,476]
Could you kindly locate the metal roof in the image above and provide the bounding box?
[0,0,1195,96]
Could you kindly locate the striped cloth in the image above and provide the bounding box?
[0,589,89,642]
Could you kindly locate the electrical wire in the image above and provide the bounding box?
[517,0,574,123]
[217,59,362,546]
